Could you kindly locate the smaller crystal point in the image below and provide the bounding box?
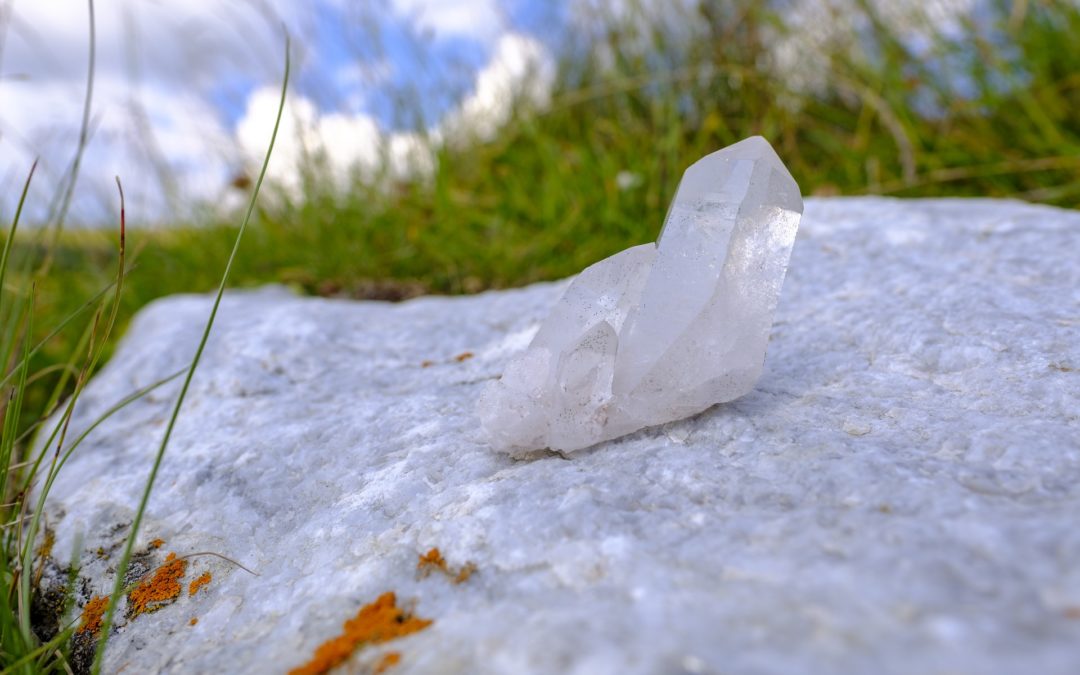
[478,136,803,454]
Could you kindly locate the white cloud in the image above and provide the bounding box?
[0,75,235,225]
[235,87,440,196]
[0,0,290,224]
[236,87,383,195]
[234,31,552,192]
[440,33,554,142]
[389,0,504,41]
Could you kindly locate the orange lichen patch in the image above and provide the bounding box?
[128,552,188,616]
[420,360,435,368]
[453,351,474,363]
[453,562,477,584]
[77,595,110,635]
[287,592,432,675]
[417,547,475,584]
[189,571,212,597]
[190,617,199,626]
[149,538,165,549]
[1065,607,1080,620]
[373,651,401,674]
[416,547,446,576]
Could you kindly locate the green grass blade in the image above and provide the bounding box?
[45,0,95,248]
[14,309,98,507]
[2,286,33,662]
[0,545,32,670]
[18,175,128,651]
[0,159,37,322]
[0,626,74,675]
[0,280,114,393]
[10,289,34,648]
[19,366,184,617]
[0,289,33,506]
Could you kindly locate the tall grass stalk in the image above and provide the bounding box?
[0,283,115,393]
[0,161,36,316]
[17,175,124,648]
[0,164,36,515]
[90,31,291,674]
[44,0,96,254]
[0,166,143,672]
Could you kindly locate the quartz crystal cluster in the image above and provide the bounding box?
[478,136,803,454]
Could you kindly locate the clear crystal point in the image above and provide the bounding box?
[478,136,803,454]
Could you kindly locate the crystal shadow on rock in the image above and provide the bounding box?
[507,387,797,463]
[478,136,803,455]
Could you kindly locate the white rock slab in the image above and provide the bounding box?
[42,198,1080,674]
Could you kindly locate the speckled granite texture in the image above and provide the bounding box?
[41,198,1080,674]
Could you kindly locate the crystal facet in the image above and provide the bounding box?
[478,136,803,454]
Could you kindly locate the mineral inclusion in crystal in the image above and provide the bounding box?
[478,136,803,454]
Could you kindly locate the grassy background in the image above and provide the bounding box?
[10,0,1080,436]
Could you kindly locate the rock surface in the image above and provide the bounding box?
[42,198,1080,674]
[479,136,803,454]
